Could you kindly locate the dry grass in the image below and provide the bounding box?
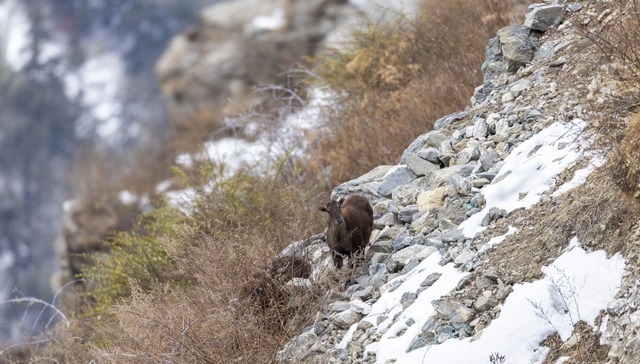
[542,320,610,364]
[306,0,529,186]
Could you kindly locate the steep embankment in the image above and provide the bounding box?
[275,1,639,363]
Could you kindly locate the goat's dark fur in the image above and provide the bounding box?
[319,195,373,268]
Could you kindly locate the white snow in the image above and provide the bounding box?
[553,156,604,197]
[362,240,624,364]
[66,52,125,141]
[155,180,173,194]
[461,119,586,238]
[118,190,138,205]
[478,226,518,255]
[338,252,467,349]
[0,0,30,70]
[251,8,286,31]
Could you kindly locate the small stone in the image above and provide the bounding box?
[489,207,506,220]
[393,235,413,251]
[495,285,513,300]
[333,310,363,329]
[352,286,374,301]
[481,213,492,226]
[398,205,420,223]
[377,167,418,198]
[401,292,418,310]
[417,187,447,211]
[403,259,420,273]
[391,245,429,266]
[550,57,567,67]
[370,240,394,254]
[371,252,391,265]
[416,246,439,261]
[518,191,529,200]
[473,178,491,188]
[421,272,443,288]
[474,297,498,311]
[432,300,476,324]
[358,321,374,331]
[374,212,401,229]
[568,3,582,12]
[524,4,566,31]
[350,300,372,315]
[329,301,351,313]
[502,92,515,103]
[417,147,441,164]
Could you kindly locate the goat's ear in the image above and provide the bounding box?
[338,197,345,206]
[319,207,328,213]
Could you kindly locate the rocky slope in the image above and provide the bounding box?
[274,1,640,363]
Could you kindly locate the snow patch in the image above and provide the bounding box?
[0,0,30,70]
[461,119,586,238]
[118,190,137,205]
[364,240,624,364]
[251,8,286,31]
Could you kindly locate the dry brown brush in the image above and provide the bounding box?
[306,0,529,186]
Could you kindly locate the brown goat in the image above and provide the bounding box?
[319,195,373,269]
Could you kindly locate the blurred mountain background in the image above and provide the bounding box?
[0,0,212,341]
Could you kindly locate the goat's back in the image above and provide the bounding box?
[341,195,373,250]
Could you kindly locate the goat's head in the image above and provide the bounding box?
[319,197,346,225]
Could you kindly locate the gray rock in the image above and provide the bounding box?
[329,301,351,313]
[276,330,317,363]
[377,225,407,241]
[420,318,438,336]
[454,248,476,265]
[474,297,499,311]
[393,235,413,251]
[371,266,389,289]
[401,135,427,164]
[476,172,497,181]
[374,212,401,229]
[333,310,363,329]
[438,153,456,167]
[568,3,582,12]
[406,153,440,177]
[441,229,464,243]
[403,259,420,273]
[550,56,567,67]
[479,149,500,171]
[481,213,492,226]
[524,4,566,31]
[417,147,441,164]
[424,165,464,188]
[451,175,473,195]
[421,272,443,288]
[398,205,420,223]
[352,286,374,301]
[434,111,468,129]
[350,300,372,315]
[432,300,476,324]
[370,252,391,265]
[391,245,429,266]
[510,79,531,97]
[425,130,448,149]
[497,25,534,71]
[377,167,418,198]
[473,118,489,138]
[332,165,395,199]
[489,207,506,220]
[402,292,418,309]
[495,285,512,300]
[370,240,394,254]
[466,208,482,217]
